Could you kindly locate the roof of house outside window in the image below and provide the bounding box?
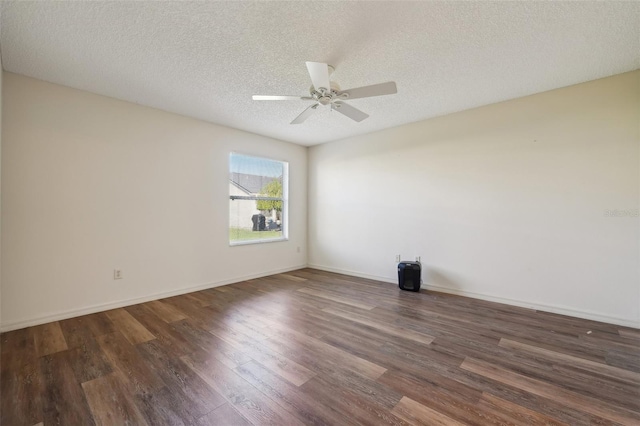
[229,172,280,195]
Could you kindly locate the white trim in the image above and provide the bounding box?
[230,237,288,246]
[307,263,640,329]
[5,263,637,332]
[228,152,289,246]
[0,265,307,332]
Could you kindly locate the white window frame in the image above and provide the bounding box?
[229,152,288,246]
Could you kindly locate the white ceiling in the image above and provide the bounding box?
[1,1,639,146]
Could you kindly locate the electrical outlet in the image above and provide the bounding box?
[296,246,301,253]
[395,254,401,262]
[416,256,421,262]
[114,269,123,280]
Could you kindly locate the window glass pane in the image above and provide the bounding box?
[229,153,287,244]
[229,199,283,241]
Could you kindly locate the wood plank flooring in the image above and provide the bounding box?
[1,268,639,425]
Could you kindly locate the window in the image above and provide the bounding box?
[229,153,288,245]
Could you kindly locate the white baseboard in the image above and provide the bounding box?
[5,263,637,332]
[0,265,307,333]
[307,263,640,329]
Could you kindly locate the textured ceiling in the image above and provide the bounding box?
[1,1,639,146]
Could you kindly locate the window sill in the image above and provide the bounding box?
[229,237,288,247]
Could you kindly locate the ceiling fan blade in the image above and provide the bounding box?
[252,95,314,101]
[291,103,320,124]
[306,62,331,91]
[331,101,369,122]
[339,82,397,100]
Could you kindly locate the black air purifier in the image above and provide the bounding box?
[398,261,421,292]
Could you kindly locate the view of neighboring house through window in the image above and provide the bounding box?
[229,153,288,244]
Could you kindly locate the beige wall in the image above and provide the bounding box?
[309,71,640,327]
[2,70,638,330]
[0,50,3,330]
[1,73,307,331]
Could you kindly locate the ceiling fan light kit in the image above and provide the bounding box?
[252,61,397,124]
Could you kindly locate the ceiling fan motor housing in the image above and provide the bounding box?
[311,81,343,105]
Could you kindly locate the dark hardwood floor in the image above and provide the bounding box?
[2,268,639,425]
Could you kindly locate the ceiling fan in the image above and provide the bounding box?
[252,62,397,124]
